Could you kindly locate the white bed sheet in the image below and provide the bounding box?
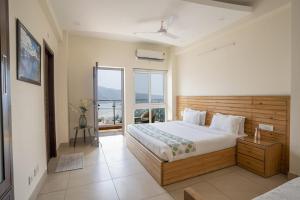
[253,177,300,200]
[127,121,237,162]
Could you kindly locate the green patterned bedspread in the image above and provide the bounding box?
[127,124,196,156]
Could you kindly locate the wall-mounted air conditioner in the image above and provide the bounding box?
[136,49,166,61]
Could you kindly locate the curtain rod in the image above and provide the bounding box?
[133,68,168,72]
[198,42,236,56]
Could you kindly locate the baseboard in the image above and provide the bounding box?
[58,142,70,149]
[29,170,47,200]
[288,172,298,180]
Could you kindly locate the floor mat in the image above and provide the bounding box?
[55,152,84,173]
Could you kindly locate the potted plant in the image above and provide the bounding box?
[69,99,92,128]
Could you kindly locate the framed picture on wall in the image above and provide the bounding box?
[16,19,41,85]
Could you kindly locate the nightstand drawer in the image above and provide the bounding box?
[238,153,265,175]
[238,142,265,161]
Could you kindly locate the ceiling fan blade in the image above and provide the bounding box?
[166,16,176,28]
[164,32,179,39]
[138,15,176,30]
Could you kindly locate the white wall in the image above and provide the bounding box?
[290,0,300,176]
[167,49,176,120]
[6,1,298,200]
[174,0,300,174]
[67,35,171,138]
[55,32,69,145]
[8,0,68,199]
[174,4,291,96]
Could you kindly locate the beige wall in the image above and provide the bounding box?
[174,0,298,174]
[55,32,69,144]
[9,0,68,199]
[290,0,300,176]
[6,1,299,200]
[174,4,291,96]
[67,35,171,138]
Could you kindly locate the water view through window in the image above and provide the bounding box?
[98,68,123,128]
[151,73,164,103]
[135,72,164,103]
[135,72,149,103]
[134,70,166,124]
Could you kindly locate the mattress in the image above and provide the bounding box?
[127,121,237,162]
[253,177,300,200]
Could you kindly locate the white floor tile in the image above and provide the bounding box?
[37,191,65,200]
[41,135,288,200]
[113,172,165,200]
[40,172,70,194]
[68,164,111,188]
[146,193,175,200]
[65,180,118,200]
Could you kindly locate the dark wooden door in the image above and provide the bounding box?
[44,41,56,162]
[0,0,13,199]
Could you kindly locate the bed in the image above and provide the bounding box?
[253,177,300,200]
[126,121,238,185]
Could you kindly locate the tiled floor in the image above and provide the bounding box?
[38,135,288,200]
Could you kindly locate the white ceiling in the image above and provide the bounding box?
[49,0,252,46]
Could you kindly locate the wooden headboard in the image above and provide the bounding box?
[176,96,290,174]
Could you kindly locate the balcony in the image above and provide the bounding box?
[134,108,166,124]
[97,100,123,131]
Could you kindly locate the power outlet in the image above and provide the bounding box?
[259,124,274,132]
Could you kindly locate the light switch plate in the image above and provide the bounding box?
[259,124,274,131]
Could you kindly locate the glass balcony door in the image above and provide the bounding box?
[96,67,124,133]
[0,0,13,197]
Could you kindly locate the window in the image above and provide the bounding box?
[135,72,149,103]
[134,70,167,124]
[151,73,164,103]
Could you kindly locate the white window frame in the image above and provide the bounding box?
[133,69,167,123]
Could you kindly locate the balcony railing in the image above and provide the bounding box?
[134,108,166,124]
[97,100,123,129]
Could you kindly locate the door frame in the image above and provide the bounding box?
[0,0,14,198]
[96,67,125,133]
[43,40,57,161]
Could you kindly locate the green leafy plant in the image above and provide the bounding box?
[69,99,92,115]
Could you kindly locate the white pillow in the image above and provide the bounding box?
[199,111,207,126]
[216,113,245,135]
[209,114,226,130]
[183,108,206,126]
[183,109,200,125]
[209,113,242,135]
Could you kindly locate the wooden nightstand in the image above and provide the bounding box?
[237,137,282,177]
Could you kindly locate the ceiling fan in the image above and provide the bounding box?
[134,19,179,39]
